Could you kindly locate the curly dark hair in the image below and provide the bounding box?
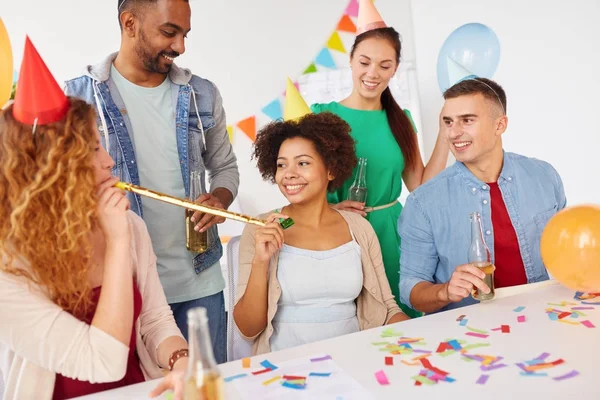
[253,112,357,192]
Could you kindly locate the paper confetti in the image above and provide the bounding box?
[310,355,332,362]
[375,370,390,385]
[459,319,468,326]
[380,328,403,338]
[242,358,251,368]
[465,332,489,339]
[581,320,596,328]
[517,315,526,323]
[224,373,248,382]
[309,372,332,377]
[260,360,278,370]
[385,356,394,366]
[252,368,272,375]
[476,374,489,384]
[466,326,488,334]
[501,325,510,333]
[553,370,580,381]
[571,306,595,310]
[262,375,281,386]
[513,306,526,312]
[456,314,466,321]
[282,381,306,390]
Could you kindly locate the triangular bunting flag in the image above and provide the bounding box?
[303,63,318,74]
[315,48,336,69]
[327,31,346,53]
[345,0,359,17]
[337,15,357,33]
[237,116,256,142]
[446,56,477,86]
[226,125,233,143]
[261,98,283,121]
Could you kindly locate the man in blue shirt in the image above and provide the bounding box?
[398,78,566,314]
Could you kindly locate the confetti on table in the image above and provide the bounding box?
[262,375,281,386]
[481,363,508,372]
[476,374,489,385]
[224,373,248,382]
[410,359,455,386]
[501,325,511,333]
[459,318,468,326]
[466,326,489,334]
[462,343,491,351]
[310,355,332,362]
[375,370,390,385]
[309,372,332,377]
[581,320,596,328]
[371,341,390,346]
[283,375,306,380]
[260,360,278,370]
[385,356,394,366]
[412,349,432,354]
[456,314,466,321]
[251,368,272,375]
[558,319,579,326]
[553,370,580,381]
[557,312,572,319]
[517,315,526,323]
[571,306,595,310]
[465,332,489,339]
[574,292,600,301]
[282,381,306,390]
[242,357,251,368]
[513,306,526,312]
[380,328,404,338]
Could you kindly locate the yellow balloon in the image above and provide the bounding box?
[541,204,600,292]
[0,18,13,108]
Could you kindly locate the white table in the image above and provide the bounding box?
[76,281,598,399]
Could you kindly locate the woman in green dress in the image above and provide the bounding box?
[311,27,449,318]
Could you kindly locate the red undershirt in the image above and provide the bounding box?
[488,182,528,288]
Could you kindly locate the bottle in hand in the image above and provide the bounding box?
[468,212,495,301]
[348,157,368,203]
[184,307,224,400]
[186,171,209,253]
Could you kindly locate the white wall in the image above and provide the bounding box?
[411,0,600,205]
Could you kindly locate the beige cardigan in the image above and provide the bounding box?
[234,209,403,355]
[0,211,184,400]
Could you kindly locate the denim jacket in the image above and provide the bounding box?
[398,151,566,312]
[65,53,239,274]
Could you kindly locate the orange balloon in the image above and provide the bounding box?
[541,204,600,292]
[0,18,13,108]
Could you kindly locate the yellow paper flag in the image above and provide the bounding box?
[0,18,14,107]
[226,125,233,143]
[327,31,346,53]
[283,77,311,121]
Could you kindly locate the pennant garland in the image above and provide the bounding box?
[231,0,370,142]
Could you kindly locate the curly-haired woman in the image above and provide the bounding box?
[233,112,409,356]
[0,40,188,400]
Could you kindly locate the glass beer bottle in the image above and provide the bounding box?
[348,157,368,203]
[186,171,208,253]
[184,307,224,400]
[468,212,495,301]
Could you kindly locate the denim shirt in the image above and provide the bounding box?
[65,53,239,274]
[398,152,566,312]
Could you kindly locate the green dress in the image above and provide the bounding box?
[311,101,420,318]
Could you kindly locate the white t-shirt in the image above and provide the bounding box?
[110,65,224,304]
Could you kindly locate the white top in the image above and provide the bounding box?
[269,238,363,352]
[110,65,224,303]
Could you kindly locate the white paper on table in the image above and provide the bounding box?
[231,355,374,400]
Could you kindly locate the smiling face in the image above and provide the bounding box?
[122,0,191,74]
[275,137,333,205]
[349,36,398,101]
[442,93,507,166]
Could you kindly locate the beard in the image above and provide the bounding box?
[134,30,179,74]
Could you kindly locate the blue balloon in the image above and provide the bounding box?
[436,23,501,93]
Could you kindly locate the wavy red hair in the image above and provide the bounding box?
[0,98,99,316]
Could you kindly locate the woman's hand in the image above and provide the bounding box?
[97,177,131,241]
[149,358,187,400]
[331,201,366,217]
[253,213,288,263]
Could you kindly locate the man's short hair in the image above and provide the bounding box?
[443,77,507,115]
[118,0,159,29]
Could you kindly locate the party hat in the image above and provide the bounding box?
[283,77,311,121]
[13,36,69,126]
[356,0,387,35]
